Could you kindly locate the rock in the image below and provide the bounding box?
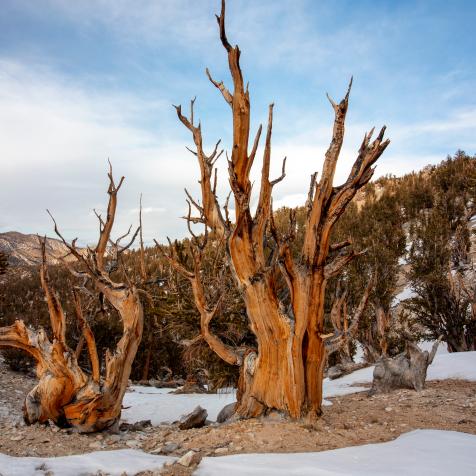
[177,450,202,467]
[385,407,393,412]
[10,435,23,441]
[179,406,208,430]
[107,434,122,443]
[88,441,103,450]
[214,447,228,454]
[216,402,236,423]
[126,439,141,448]
[119,420,151,432]
[160,442,180,454]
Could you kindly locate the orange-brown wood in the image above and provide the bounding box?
[0,170,143,433]
[173,0,389,420]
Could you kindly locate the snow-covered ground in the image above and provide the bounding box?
[195,430,476,476]
[2,346,475,476]
[2,429,475,475]
[0,450,173,476]
[122,386,236,426]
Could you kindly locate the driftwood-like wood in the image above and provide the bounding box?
[370,339,441,394]
[169,0,389,420]
[0,167,143,432]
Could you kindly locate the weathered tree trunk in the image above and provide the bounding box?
[0,168,144,432]
[370,339,440,394]
[167,0,389,420]
[374,303,391,356]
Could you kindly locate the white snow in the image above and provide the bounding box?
[122,386,236,426]
[323,365,374,398]
[195,429,476,475]
[427,351,476,381]
[0,449,173,476]
[418,340,448,355]
[392,284,415,304]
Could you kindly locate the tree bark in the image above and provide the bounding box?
[170,0,389,420]
[0,168,144,432]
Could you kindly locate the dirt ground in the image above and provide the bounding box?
[0,358,475,475]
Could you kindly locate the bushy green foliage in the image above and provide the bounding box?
[404,151,476,351]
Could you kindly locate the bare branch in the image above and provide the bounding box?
[206,68,233,105]
[38,236,66,343]
[72,289,100,383]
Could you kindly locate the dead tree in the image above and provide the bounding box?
[370,338,441,394]
[170,0,389,419]
[0,167,143,432]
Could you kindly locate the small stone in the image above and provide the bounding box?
[161,442,180,454]
[10,435,23,441]
[177,450,201,467]
[106,434,122,444]
[214,447,228,455]
[126,439,141,448]
[384,407,393,412]
[89,441,103,450]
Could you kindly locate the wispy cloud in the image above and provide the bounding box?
[0,0,475,244]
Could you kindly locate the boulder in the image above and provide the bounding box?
[216,402,236,423]
[178,406,208,430]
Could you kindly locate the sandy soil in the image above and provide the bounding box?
[0,358,475,475]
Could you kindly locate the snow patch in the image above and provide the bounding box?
[0,449,173,476]
[122,386,236,426]
[195,429,476,475]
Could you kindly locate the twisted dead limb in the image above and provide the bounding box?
[0,167,143,432]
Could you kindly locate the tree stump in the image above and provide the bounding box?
[370,339,441,394]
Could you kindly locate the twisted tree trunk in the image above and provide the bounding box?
[167,0,389,420]
[0,168,143,432]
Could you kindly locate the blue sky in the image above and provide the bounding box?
[0,0,475,244]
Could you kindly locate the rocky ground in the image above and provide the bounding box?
[0,358,475,476]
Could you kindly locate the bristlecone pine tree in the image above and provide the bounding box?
[0,167,143,432]
[166,0,389,420]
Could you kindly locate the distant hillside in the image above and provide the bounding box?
[0,231,75,267]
